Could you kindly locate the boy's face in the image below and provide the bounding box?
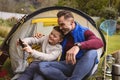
[48,29,62,45]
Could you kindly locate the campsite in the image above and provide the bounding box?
[0,0,120,80]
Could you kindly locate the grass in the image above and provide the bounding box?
[0,40,3,45]
[89,34,120,80]
[0,33,120,80]
[0,26,11,38]
[107,35,120,54]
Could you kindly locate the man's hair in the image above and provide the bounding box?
[53,26,64,39]
[57,10,74,19]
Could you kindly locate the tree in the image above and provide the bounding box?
[0,0,8,11]
[56,0,78,8]
[56,0,109,16]
[100,7,118,19]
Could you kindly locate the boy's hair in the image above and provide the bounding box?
[57,10,74,19]
[53,26,64,39]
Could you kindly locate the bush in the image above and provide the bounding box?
[6,17,18,27]
[116,19,120,34]
[100,7,118,20]
[0,17,18,27]
[0,26,11,38]
[96,17,105,28]
[0,19,4,24]
[0,19,7,26]
[117,19,120,25]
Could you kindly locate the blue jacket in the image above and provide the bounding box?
[61,22,88,60]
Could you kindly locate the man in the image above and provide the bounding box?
[35,10,104,80]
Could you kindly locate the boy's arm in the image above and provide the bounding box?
[30,45,62,61]
[22,36,45,45]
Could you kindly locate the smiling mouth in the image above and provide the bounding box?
[62,29,67,32]
[49,37,53,41]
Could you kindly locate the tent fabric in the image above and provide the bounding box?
[0,6,106,74]
[9,21,36,73]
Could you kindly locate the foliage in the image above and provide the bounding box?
[107,35,120,53]
[56,0,78,8]
[96,17,105,28]
[110,0,120,16]
[0,19,8,27]
[0,0,58,14]
[116,19,120,34]
[56,0,120,16]
[0,17,18,27]
[117,19,120,25]
[0,0,120,16]
[78,0,108,16]
[0,18,13,38]
[99,7,118,20]
[6,17,18,27]
[0,26,11,38]
[56,0,108,16]
[97,7,119,34]
[0,0,36,14]
[0,19,4,25]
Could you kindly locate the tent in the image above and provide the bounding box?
[0,6,106,75]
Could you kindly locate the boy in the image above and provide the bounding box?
[17,26,64,80]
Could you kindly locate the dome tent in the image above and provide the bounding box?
[0,6,106,76]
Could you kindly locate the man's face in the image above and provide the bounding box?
[58,16,73,35]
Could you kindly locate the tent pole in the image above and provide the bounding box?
[104,29,109,80]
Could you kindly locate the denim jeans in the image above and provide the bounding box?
[17,61,44,80]
[33,73,45,80]
[38,50,97,80]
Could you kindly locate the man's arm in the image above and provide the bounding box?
[80,30,104,50]
[65,30,104,65]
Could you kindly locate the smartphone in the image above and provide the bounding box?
[19,38,26,48]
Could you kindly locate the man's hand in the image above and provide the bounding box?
[66,46,80,65]
[33,33,44,39]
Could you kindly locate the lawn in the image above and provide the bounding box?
[0,34,120,80]
[91,34,120,79]
[0,40,2,45]
[107,34,120,54]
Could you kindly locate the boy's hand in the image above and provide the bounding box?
[17,39,33,54]
[18,38,27,48]
[33,33,44,39]
[22,43,33,54]
[16,39,27,47]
